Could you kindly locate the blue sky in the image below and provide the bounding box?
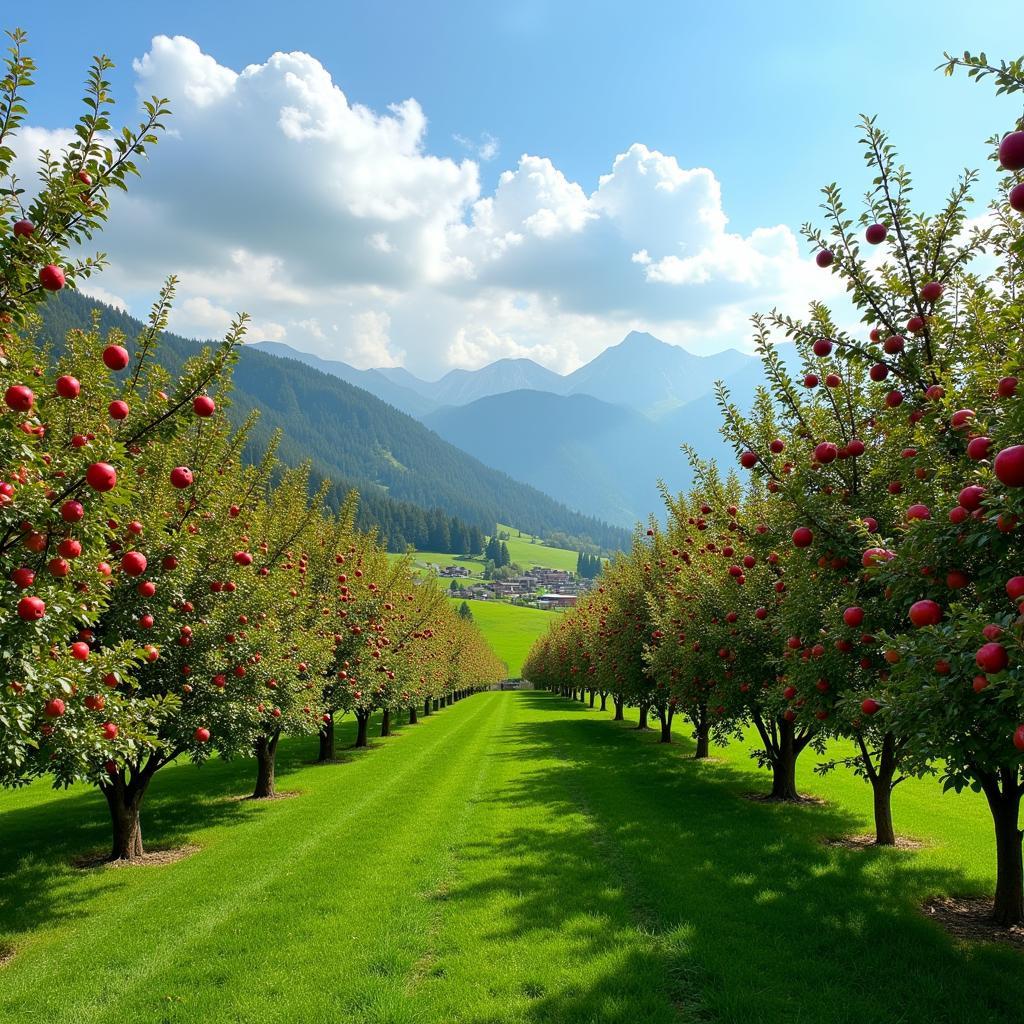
[12,1,1021,374]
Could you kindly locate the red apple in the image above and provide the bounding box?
[194,727,211,743]
[976,642,1009,674]
[193,395,216,417]
[861,698,881,716]
[994,446,1024,487]
[816,249,834,267]
[85,462,117,492]
[865,223,887,244]
[60,500,85,523]
[920,281,943,302]
[908,599,942,627]
[101,722,118,740]
[11,567,34,588]
[108,400,130,420]
[967,436,992,461]
[102,345,130,371]
[843,607,865,628]
[739,451,758,469]
[792,526,813,548]
[120,551,147,577]
[814,442,838,463]
[998,131,1024,171]
[169,466,194,489]
[958,485,986,510]
[1006,577,1024,601]
[883,335,905,355]
[1010,182,1024,213]
[70,641,90,660]
[43,698,66,718]
[4,384,34,412]
[17,595,45,620]
[39,265,65,291]
[12,218,33,238]
[906,504,930,521]
[812,338,833,357]
[55,375,81,399]
[998,376,1018,399]
[946,571,970,589]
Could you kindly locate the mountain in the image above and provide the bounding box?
[424,385,752,528]
[409,358,566,407]
[37,291,631,553]
[249,341,438,418]
[422,356,768,528]
[426,392,658,526]
[250,330,761,424]
[561,331,755,417]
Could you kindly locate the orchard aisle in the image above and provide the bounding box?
[2,691,1024,1024]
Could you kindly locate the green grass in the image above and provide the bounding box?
[386,524,585,579]
[495,524,584,573]
[1,692,1022,1024]
[449,598,555,677]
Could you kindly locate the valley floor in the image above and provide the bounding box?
[1,691,1022,1023]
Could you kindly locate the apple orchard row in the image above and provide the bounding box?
[0,296,504,859]
[525,69,1024,926]
[0,33,504,862]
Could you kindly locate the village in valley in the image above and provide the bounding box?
[434,562,588,610]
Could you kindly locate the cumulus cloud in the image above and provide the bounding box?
[22,35,835,375]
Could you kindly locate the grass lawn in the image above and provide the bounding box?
[449,597,555,676]
[386,524,587,579]
[495,524,584,573]
[1,691,1022,1024]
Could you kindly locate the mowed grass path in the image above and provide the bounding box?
[448,598,554,676]
[1,692,1023,1023]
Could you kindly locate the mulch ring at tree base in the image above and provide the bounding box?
[922,896,1024,947]
[742,792,828,807]
[0,942,14,968]
[71,844,200,870]
[227,790,302,803]
[823,833,925,851]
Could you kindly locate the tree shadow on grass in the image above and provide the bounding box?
[0,717,368,946]
[444,691,1024,1024]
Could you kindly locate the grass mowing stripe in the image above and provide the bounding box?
[0,695,498,1024]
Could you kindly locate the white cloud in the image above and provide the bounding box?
[19,36,837,376]
[343,311,403,368]
[78,283,128,312]
[454,131,500,162]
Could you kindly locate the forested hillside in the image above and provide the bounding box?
[36,290,630,553]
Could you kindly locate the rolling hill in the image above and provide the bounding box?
[37,290,631,553]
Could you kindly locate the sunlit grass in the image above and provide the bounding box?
[0,691,1020,1024]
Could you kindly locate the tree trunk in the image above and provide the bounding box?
[433,698,440,711]
[614,697,624,721]
[636,703,650,730]
[102,765,157,861]
[252,731,280,799]
[694,707,710,759]
[769,718,801,801]
[869,731,898,846]
[409,705,418,725]
[981,770,1024,926]
[658,707,673,743]
[380,708,391,737]
[600,692,607,711]
[355,711,370,748]
[588,689,596,708]
[424,696,431,717]
[318,718,335,762]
